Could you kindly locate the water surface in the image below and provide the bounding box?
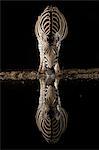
[1,79,99,149]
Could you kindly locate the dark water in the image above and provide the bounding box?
[1,79,99,149]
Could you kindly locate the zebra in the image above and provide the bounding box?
[35,6,68,74]
[35,76,68,143]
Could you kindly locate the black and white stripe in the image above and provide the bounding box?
[35,78,68,143]
[35,6,68,39]
[35,6,68,73]
[36,107,68,143]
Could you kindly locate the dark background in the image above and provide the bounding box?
[1,1,98,71]
[1,1,99,149]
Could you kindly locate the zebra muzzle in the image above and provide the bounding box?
[45,67,55,75]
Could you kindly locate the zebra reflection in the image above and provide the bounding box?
[35,76,68,144]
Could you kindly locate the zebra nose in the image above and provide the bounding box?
[46,67,55,75]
